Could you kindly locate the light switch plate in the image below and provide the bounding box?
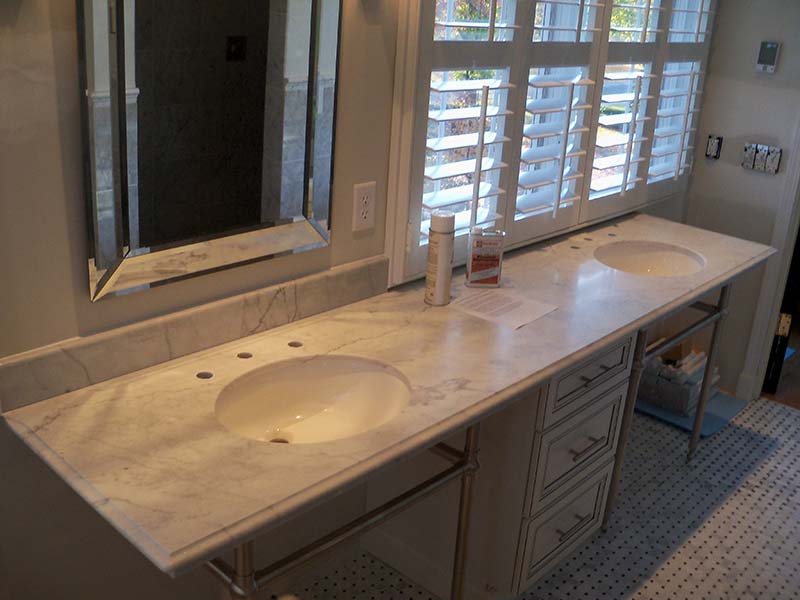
[766,146,782,174]
[754,144,770,171]
[742,143,757,170]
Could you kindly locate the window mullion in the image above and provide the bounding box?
[673,69,696,179]
[553,82,577,218]
[576,0,613,222]
[620,76,643,196]
[488,0,499,42]
[471,85,491,229]
[641,0,653,43]
[575,0,587,43]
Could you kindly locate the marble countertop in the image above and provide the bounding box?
[3,215,773,576]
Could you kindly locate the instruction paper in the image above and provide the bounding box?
[451,288,557,330]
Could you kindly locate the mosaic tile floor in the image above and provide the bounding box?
[281,397,800,599]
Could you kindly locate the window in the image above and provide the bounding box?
[517,67,592,221]
[649,62,702,182]
[609,0,662,43]
[590,64,653,197]
[668,0,713,43]
[435,0,518,41]
[533,0,603,43]
[391,0,715,282]
[423,70,511,239]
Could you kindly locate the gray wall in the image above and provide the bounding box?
[0,0,396,358]
[683,0,800,393]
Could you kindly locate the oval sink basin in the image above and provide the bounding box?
[594,240,706,277]
[215,356,410,444]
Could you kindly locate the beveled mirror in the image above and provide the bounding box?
[77,0,342,300]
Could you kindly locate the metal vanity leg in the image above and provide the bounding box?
[602,329,648,531]
[229,541,258,599]
[687,284,732,462]
[450,424,481,600]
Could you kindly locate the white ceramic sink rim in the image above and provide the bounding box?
[214,355,411,445]
[594,240,706,277]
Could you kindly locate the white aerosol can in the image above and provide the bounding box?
[424,210,456,306]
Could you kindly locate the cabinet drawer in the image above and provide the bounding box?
[526,383,624,513]
[542,335,632,429]
[516,462,613,593]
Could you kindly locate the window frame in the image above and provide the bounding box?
[387,0,715,285]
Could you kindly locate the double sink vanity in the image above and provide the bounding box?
[2,214,773,599]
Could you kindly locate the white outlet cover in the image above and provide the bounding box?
[352,181,376,232]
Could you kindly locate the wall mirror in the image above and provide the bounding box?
[77,0,342,300]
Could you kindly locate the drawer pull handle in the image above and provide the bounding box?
[599,363,614,371]
[556,513,593,543]
[568,435,606,462]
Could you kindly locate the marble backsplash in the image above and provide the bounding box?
[0,257,388,412]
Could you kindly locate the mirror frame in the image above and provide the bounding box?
[78,0,342,301]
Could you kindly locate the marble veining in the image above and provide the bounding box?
[0,256,388,412]
[1,215,774,577]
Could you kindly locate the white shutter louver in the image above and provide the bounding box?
[590,64,653,197]
[533,0,605,43]
[649,61,703,182]
[435,0,519,42]
[668,0,714,43]
[609,0,662,43]
[516,67,593,219]
[422,69,511,240]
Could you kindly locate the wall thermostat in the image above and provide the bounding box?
[757,41,781,73]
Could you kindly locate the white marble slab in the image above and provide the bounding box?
[0,256,388,412]
[2,215,773,577]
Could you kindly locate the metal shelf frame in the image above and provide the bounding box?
[603,283,732,530]
[205,425,482,600]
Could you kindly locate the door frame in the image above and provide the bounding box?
[737,113,800,400]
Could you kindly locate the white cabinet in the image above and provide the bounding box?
[363,335,633,599]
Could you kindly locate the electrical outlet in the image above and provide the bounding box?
[705,135,722,159]
[352,181,376,232]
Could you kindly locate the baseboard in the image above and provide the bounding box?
[736,372,760,402]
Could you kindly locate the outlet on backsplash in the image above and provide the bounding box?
[353,181,376,232]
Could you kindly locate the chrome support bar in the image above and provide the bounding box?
[688,284,732,461]
[690,300,717,314]
[430,441,467,464]
[205,426,482,599]
[602,329,648,531]
[644,309,723,360]
[603,284,733,529]
[451,424,481,600]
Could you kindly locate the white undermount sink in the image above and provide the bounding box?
[214,355,411,444]
[594,240,706,277]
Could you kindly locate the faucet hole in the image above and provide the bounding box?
[270,437,290,444]
[608,232,617,237]
[196,371,214,380]
[288,341,303,348]
[237,352,253,359]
